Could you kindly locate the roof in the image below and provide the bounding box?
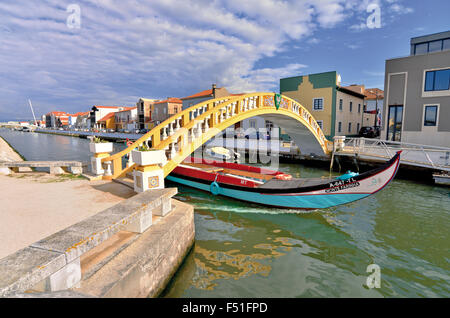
[154,97,182,105]
[98,112,116,122]
[116,107,137,113]
[336,86,366,98]
[364,88,384,100]
[181,89,214,100]
[70,111,90,117]
[46,111,68,116]
[93,105,122,109]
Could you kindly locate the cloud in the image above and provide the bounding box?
[0,0,413,119]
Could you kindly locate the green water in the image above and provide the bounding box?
[1,129,449,297]
[163,163,450,298]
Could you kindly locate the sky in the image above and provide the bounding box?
[0,0,449,121]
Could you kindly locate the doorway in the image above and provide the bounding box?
[387,105,403,141]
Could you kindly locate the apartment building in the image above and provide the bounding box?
[45,111,69,128]
[136,98,159,130]
[181,84,230,111]
[152,98,183,125]
[114,107,137,131]
[382,30,450,146]
[280,71,365,139]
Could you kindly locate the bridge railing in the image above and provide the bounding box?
[337,137,450,171]
[100,93,330,179]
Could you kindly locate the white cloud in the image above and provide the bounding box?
[0,0,414,118]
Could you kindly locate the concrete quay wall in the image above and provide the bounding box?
[0,188,195,298]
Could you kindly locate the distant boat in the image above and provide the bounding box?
[205,146,241,162]
[433,173,450,186]
[167,151,402,209]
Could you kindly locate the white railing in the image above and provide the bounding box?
[335,137,450,171]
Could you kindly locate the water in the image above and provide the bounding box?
[1,128,449,297]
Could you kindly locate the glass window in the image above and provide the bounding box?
[428,40,442,52]
[415,42,428,55]
[424,106,437,126]
[358,104,361,113]
[357,123,360,133]
[338,122,342,132]
[316,120,323,129]
[425,69,450,91]
[349,101,353,112]
[348,122,352,132]
[434,69,450,90]
[443,39,450,50]
[313,98,323,110]
[339,99,343,110]
[425,71,435,91]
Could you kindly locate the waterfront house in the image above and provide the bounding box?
[114,107,138,131]
[89,106,125,129]
[97,112,116,130]
[152,98,183,125]
[73,111,90,129]
[136,98,160,130]
[381,30,450,146]
[180,84,230,111]
[45,111,69,128]
[280,71,366,139]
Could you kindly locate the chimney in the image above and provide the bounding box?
[212,84,217,98]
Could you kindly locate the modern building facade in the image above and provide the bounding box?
[382,31,450,147]
[280,71,365,139]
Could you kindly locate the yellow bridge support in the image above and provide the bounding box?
[100,93,331,180]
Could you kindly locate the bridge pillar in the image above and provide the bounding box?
[131,149,166,193]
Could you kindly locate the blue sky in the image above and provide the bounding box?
[0,0,449,120]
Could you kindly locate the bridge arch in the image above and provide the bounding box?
[101,93,331,179]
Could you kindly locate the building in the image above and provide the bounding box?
[89,106,125,129]
[45,111,69,128]
[73,112,90,129]
[114,107,138,131]
[381,30,450,146]
[363,88,384,128]
[136,98,159,130]
[97,112,116,130]
[181,84,230,111]
[152,98,183,125]
[280,71,365,139]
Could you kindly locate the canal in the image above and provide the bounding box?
[1,128,449,297]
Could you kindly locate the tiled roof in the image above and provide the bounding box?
[98,112,116,122]
[180,89,214,100]
[46,111,68,116]
[116,107,137,113]
[364,88,384,100]
[154,98,182,105]
[93,105,122,109]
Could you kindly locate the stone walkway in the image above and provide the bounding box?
[0,173,136,259]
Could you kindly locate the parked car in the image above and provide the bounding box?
[359,126,380,138]
[138,129,149,134]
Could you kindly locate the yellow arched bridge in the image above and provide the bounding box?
[100,93,331,180]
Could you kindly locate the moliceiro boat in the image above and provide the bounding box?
[166,151,402,209]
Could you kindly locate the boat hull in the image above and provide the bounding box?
[167,152,401,209]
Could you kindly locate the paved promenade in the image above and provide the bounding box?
[0,173,135,259]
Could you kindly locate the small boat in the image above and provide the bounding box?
[205,146,241,162]
[166,151,402,209]
[432,172,450,186]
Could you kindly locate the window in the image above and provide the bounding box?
[357,123,360,133]
[415,43,428,55]
[358,103,361,113]
[425,69,450,91]
[316,120,323,129]
[424,105,438,126]
[348,122,352,133]
[313,98,323,110]
[250,120,256,128]
[349,101,353,112]
[428,40,442,53]
[338,122,342,133]
[444,39,450,50]
[339,99,343,110]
